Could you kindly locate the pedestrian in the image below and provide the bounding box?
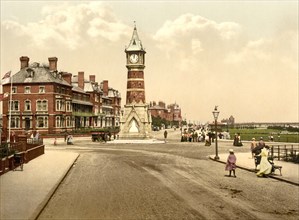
[35,131,40,140]
[67,134,73,145]
[64,132,68,142]
[225,149,237,177]
[252,143,264,169]
[236,133,243,146]
[270,135,274,142]
[233,133,238,146]
[250,138,257,158]
[258,137,265,148]
[164,130,168,142]
[256,146,272,177]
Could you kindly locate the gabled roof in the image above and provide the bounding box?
[125,25,145,52]
[8,64,71,87]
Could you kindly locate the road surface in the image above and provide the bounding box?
[38,130,299,219]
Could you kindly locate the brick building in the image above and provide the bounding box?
[149,101,182,126]
[1,56,121,137]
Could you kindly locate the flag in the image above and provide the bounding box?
[0,93,9,101]
[2,71,11,79]
[1,71,11,85]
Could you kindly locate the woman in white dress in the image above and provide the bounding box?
[256,146,272,177]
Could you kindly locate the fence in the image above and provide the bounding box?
[269,145,299,163]
[0,135,45,175]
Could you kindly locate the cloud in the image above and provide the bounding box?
[153,13,242,70]
[1,2,130,50]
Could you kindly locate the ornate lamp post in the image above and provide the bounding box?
[212,106,220,160]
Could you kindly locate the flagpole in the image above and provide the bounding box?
[7,74,12,144]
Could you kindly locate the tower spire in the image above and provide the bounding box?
[125,22,144,52]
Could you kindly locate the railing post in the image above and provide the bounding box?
[278,146,280,161]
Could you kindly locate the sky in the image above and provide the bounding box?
[0,0,298,124]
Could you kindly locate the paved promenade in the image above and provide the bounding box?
[213,152,299,185]
[0,136,298,219]
[0,150,79,220]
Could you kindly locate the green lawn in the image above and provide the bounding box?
[228,128,299,143]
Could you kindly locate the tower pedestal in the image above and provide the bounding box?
[119,103,152,140]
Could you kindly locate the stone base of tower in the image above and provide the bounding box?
[118,103,152,140]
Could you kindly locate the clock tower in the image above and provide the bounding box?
[119,24,152,140]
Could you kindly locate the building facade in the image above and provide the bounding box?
[149,101,182,126]
[1,56,121,137]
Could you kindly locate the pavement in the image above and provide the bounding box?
[0,137,298,220]
[0,147,79,220]
[210,152,299,186]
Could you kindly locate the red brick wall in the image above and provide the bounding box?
[103,80,108,96]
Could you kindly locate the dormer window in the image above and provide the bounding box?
[26,68,34,78]
[52,70,58,78]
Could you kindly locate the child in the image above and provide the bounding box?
[225,149,237,177]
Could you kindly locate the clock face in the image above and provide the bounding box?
[129,54,139,63]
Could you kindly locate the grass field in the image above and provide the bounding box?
[228,128,299,143]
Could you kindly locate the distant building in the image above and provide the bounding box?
[221,115,235,126]
[149,101,182,126]
[1,56,121,137]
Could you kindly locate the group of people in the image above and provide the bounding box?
[233,133,243,146]
[225,137,274,178]
[251,137,274,177]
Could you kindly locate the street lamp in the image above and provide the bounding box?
[212,106,220,160]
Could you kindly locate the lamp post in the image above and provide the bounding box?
[212,106,220,160]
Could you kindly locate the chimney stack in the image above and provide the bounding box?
[48,57,58,71]
[78,71,84,89]
[62,72,72,84]
[89,75,96,83]
[103,80,108,96]
[20,56,29,69]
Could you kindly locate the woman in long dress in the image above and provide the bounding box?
[256,146,272,177]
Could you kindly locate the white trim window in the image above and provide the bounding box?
[66,101,72,112]
[12,86,17,94]
[36,100,48,111]
[56,99,65,111]
[66,116,71,127]
[39,86,45,93]
[55,116,63,127]
[9,100,19,111]
[24,100,31,111]
[37,116,48,128]
[25,86,31,94]
[10,116,20,128]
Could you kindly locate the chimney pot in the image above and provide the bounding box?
[89,75,96,83]
[20,56,30,69]
[78,71,84,89]
[48,57,58,71]
[103,80,108,96]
